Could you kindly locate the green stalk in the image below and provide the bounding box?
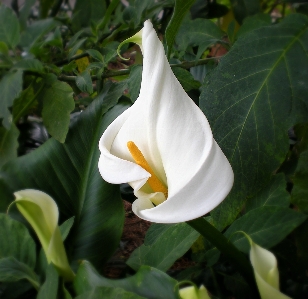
[187,217,258,295]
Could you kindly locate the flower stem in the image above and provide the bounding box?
[187,217,259,296]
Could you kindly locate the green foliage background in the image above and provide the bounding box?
[0,0,308,298]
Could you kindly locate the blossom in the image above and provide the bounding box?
[13,189,75,281]
[98,20,234,223]
[249,238,291,299]
[179,285,210,299]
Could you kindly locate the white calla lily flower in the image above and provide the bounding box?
[13,189,75,281]
[98,20,234,223]
[249,240,291,299]
[179,285,211,299]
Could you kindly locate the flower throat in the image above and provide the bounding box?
[127,141,168,198]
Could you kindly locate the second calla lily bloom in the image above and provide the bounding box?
[98,20,234,223]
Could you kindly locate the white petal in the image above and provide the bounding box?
[250,242,291,299]
[134,140,233,223]
[14,189,58,239]
[179,285,210,299]
[98,107,150,185]
[98,20,234,223]
[179,286,199,299]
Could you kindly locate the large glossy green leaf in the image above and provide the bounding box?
[0,257,39,289]
[0,86,130,273]
[225,206,307,253]
[165,0,195,59]
[74,261,180,299]
[0,5,20,49]
[245,174,290,212]
[127,223,199,272]
[200,14,308,229]
[0,214,36,268]
[235,13,271,40]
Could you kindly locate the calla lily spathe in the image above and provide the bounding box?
[249,239,291,299]
[13,189,75,281]
[179,285,210,299]
[98,20,234,223]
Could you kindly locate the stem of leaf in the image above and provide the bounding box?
[187,217,259,296]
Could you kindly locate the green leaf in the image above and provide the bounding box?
[37,264,59,299]
[0,257,40,290]
[63,285,73,299]
[97,0,121,31]
[245,174,290,212]
[75,287,146,299]
[14,59,44,73]
[86,49,104,62]
[123,1,148,29]
[165,0,195,59]
[225,206,307,253]
[12,80,43,123]
[172,67,201,92]
[101,41,119,64]
[0,86,130,272]
[0,5,20,49]
[0,123,19,168]
[200,14,308,229]
[230,0,261,24]
[176,18,225,59]
[68,38,87,60]
[127,65,142,103]
[40,74,75,143]
[103,80,129,104]
[60,217,75,241]
[292,150,308,214]
[127,223,199,272]
[76,71,93,94]
[0,69,23,129]
[74,261,180,299]
[44,27,63,48]
[0,214,36,268]
[62,61,77,73]
[236,13,272,40]
[19,0,36,31]
[73,0,106,29]
[20,18,59,49]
